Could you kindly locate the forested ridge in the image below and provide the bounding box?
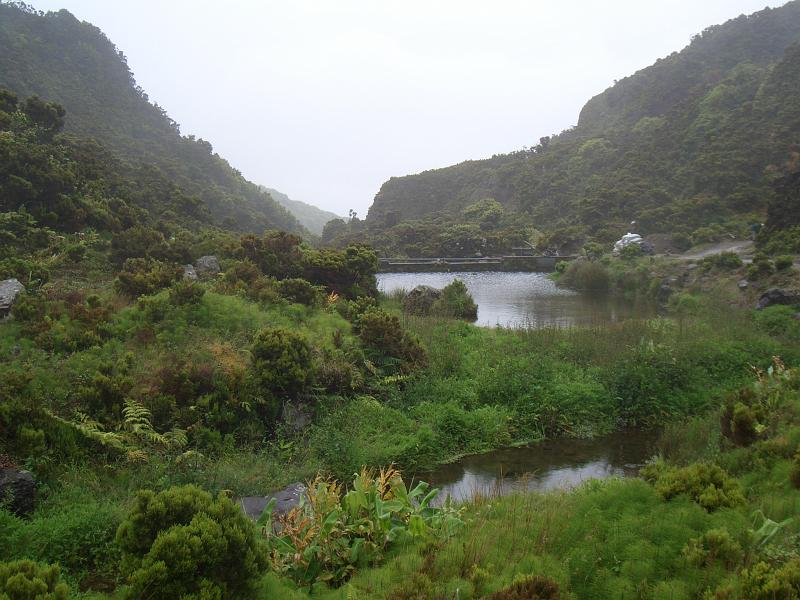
[0,1,305,235]
[259,186,342,236]
[324,1,800,256]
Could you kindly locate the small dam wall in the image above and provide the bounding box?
[377,255,577,273]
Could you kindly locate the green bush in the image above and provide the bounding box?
[775,255,795,271]
[114,258,181,298]
[250,327,312,398]
[0,258,49,287]
[682,528,743,568]
[356,308,426,372]
[20,501,121,578]
[619,243,643,261]
[720,388,763,447]
[168,280,205,306]
[741,559,800,599]
[432,279,478,321]
[0,560,68,600]
[116,485,265,600]
[640,461,744,511]
[558,260,610,291]
[747,254,775,280]
[754,305,800,339]
[276,277,322,306]
[699,252,743,271]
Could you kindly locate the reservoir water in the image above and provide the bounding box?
[413,430,657,504]
[377,271,649,328]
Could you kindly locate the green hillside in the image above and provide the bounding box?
[326,1,800,256]
[0,2,305,235]
[259,186,342,236]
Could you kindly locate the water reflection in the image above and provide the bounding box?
[377,271,651,328]
[412,430,657,504]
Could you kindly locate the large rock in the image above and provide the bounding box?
[194,255,221,279]
[756,288,800,310]
[402,285,442,315]
[183,264,198,281]
[282,401,312,433]
[0,279,25,318]
[237,482,307,522]
[0,469,35,516]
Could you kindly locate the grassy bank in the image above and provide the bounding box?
[3,254,800,597]
[264,359,800,599]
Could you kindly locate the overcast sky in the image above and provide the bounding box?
[30,1,787,216]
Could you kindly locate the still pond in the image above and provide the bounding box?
[377,271,651,328]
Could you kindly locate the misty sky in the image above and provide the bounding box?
[30,1,786,216]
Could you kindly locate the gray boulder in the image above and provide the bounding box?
[0,279,25,318]
[0,469,35,516]
[402,285,442,315]
[282,401,312,433]
[738,279,749,290]
[183,264,198,281]
[238,482,307,522]
[756,288,800,310]
[195,256,221,279]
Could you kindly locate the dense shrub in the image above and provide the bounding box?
[720,388,763,447]
[740,559,800,599]
[640,461,744,511]
[0,258,49,286]
[19,501,121,578]
[110,226,170,264]
[276,277,322,306]
[754,305,800,339]
[558,260,610,291]
[0,560,68,600]
[168,280,205,306]
[775,255,795,271]
[116,485,265,600]
[356,308,427,372]
[114,258,181,298]
[486,575,563,599]
[699,252,743,271]
[682,528,743,568]
[432,279,478,321]
[747,253,775,280]
[250,327,312,397]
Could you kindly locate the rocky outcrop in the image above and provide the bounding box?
[238,482,307,522]
[756,288,800,310]
[0,279,25,318]
[183,264,198,281]
[194,256,221,279]
[0,469,35,516]
[402,285,442,315]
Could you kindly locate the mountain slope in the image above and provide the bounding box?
[0,2,305,235]
[259,186,341,236]
[337,1,800,255]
